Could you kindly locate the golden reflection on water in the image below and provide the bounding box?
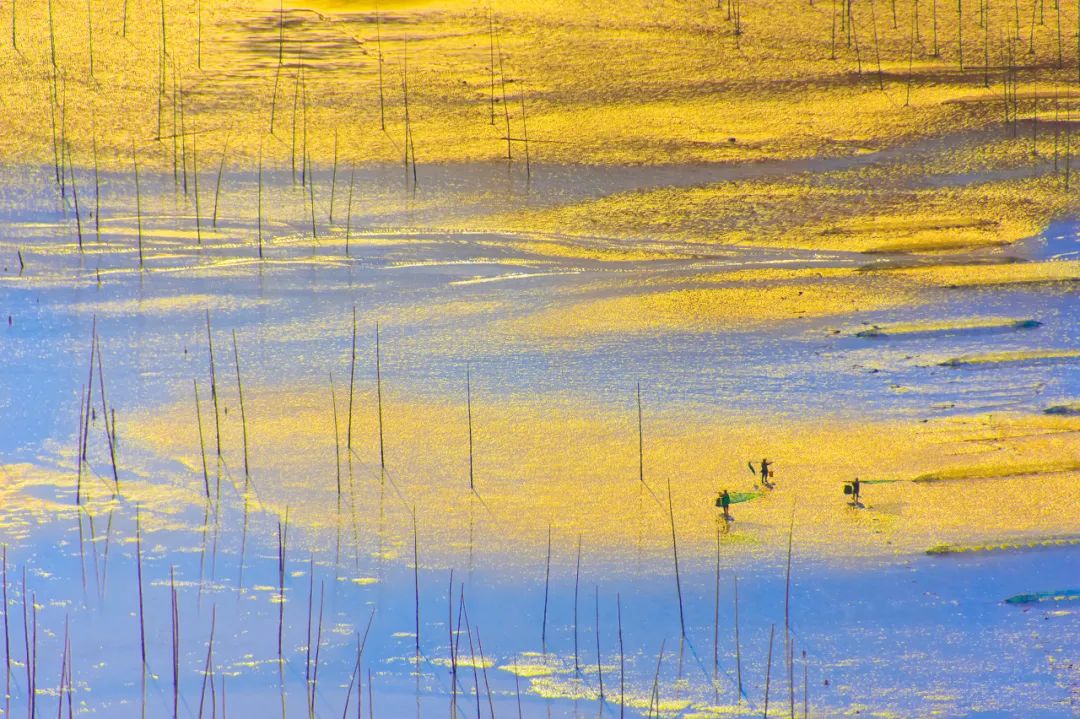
[43,387,1066,566]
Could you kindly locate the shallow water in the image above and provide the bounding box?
[0,162,1078,717]
[2,492,1077,718]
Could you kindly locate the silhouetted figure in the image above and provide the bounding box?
[759,458,774,488]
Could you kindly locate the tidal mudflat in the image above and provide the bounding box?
[1,0,1078,716]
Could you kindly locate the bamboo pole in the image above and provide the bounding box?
[212,135,229,227]
[735,574,743,701]
[714,523,721,687]
[541,522,551,650]
[171,567,179,719]
[648,640,665,717]
[193,123,201,245]
[764,624,775,718]
[466,363,474,491]
[448,572,457,716]
[56,614,69,719]
[376,2,385,130]
[573,534,581,672]
[133,140,143,268]
[206,311,221,459]
[476,628,498,717]
[194,380,210,498]
[785,505,796,719]
[637,383,644,486]
[519,80,531,179]
[344,165,355,256]
[667,478,687,638]
[347,306,357,452]
[68,145,83,252]
[92,122,100,242]
[20,568,30,719]
[412,508,420,673]
[617,593,624,719]
[2,545,9,719]
[488,9,496,124]
[594,586,604,700]
[375,323,385,473]
[277,511,288,719]
[257,145,264,259]
[310,583,325,719]
[329,129,338,223]
[496,28,512,160]
[304,556,314,717]
[197,606,216,719]
[232,330,250,486]
[95,336,120,494]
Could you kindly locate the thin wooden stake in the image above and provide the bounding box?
[476,627,496,718]
[667,478,687,638]
[277,511,288,719]
[541,522,551,650]
[803,651,809,718]
[448,572,457,716]
[212,135,229,227]
[307,149,317,241]
[375,323,385,473]
[197,606,216,719]
[344,165,355,256]
[232,330,250,486]
[573,534,581,672]
[194,380,209,497]
[311,583,325,718]
[785,505,796,719]
[412,507,420,671]
[637,383,644,486]
[376,3,385,130]
[595,586,604,700]
[617,593,624,719]
[466,363,474,490]
[329,129,339,223]
[488,10,496,124]
[206,311,221,459]
[347,307,357,451]
[763,624,775,718]
[496,28,512,160]
[95,337,120,494]
[257,145,264,259]
[68,145,83,252]
[171,567,180,719]
[132,140,143,269]
[20,569,30,719]
[519,80,531,179]
[91,122,100,242]
[735,574,743,701]
[648,640,665,718]
[193,125,202,245]
[714,522,721,686]
[2,545,9,719]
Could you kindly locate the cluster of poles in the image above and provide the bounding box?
[18,0,544,275]
[11,306,822,719]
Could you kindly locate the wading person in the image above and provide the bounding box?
[759,458,774,488]
[715,489,733,533]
